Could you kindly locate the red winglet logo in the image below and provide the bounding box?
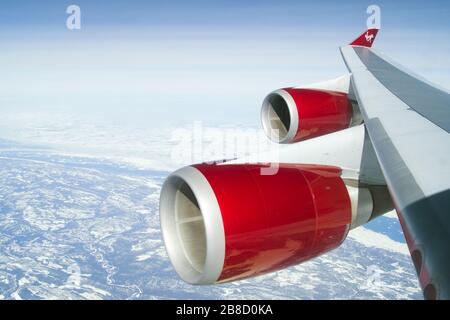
[350,28,379,47]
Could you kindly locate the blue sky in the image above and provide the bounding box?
[1,0,449,127]
[1,0,449,30]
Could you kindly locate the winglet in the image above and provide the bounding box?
[350,28,379,47]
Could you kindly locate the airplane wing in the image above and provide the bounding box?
[159,27,449,300]
[340,32,450,300]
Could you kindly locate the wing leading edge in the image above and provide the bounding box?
[341,33,450,299]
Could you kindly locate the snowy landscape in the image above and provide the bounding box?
[0,113,422,299]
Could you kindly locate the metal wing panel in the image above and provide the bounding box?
[352,47,450,132]
[341,45,450,299]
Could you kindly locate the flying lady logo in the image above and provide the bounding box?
[365,31,375,43]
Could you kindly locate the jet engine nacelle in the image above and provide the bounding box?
[160,162,372,284]
[261,75,359,143]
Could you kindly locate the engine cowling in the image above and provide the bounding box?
[261,88,353,143]
[160,163,367,284]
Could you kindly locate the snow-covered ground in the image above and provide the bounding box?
[0,113,422,299]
